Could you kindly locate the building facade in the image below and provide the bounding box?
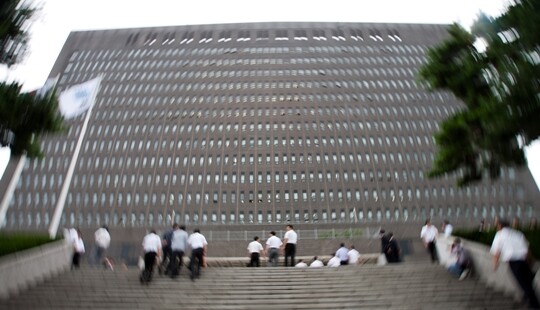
[2,22,539,232]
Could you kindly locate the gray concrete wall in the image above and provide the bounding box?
[0,239,72,299]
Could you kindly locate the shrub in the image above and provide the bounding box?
[318,229,363,239]
[0,233,58,257]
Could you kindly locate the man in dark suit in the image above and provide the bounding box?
[380,229,390,261]
[385,232,401,263]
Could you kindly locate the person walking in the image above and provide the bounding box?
[386,232,401,263]
[140,229,162,284]
[442,220,453,238]
[71,228,85,270]
[266,231,282,267]
[379,229,390,262]
[187,228,208,280]
[282,225,298,267]
[247,236,265,267]
[93,225,111,268]
[160,225,174,275]
[491,219,539,309]
[420,219,439,263]
[168,224,188,278]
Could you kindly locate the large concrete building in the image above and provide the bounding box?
[2,22,539,234]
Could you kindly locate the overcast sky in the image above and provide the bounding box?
[2,0,539,188]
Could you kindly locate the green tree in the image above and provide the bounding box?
[419,0,540,186]
[0,0,35,66]
[0,0,65,158]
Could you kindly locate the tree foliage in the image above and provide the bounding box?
[0,82,65,157]
[0,0,65,158]
[419,0,540,186]
[0,0,35,67]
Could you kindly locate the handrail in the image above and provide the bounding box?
[205,227,369,241]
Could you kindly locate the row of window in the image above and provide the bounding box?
[97,81,426,100]
[6,203,534,229]
[31,153,517,189]
[68,168,437,189]
[74,151,435,170]
[63,65,450,105]
[143,29,402,45]
[87,119,443,138]
[96,92,449,108]
[62,63,425,91]
[93,103,455,125]
[71,153,434,176]
[75,135,436,157]
[33,150,439,174]
[103,66,418,83]
[101,84,427,102]
[15,181,525,210]
[66,54,426,78]
[71,44,428,64]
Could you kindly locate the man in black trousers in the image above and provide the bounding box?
[491,219,539,309]
[282,225,298,267]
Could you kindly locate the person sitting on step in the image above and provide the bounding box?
[309,256,324,268]
[327,253,341,267]
[295,259,308,267]
[448,238,472,280]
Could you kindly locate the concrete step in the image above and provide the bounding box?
[0,262,528,310]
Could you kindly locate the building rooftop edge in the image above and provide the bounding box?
[67,21,452,35]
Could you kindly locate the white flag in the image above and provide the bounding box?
[59,77,101,119]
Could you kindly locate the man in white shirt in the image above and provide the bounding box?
[491,219,539,309]
[420,219,439,263]
[443,220,453,238]
[94,225,111,267]
[327,253,341,267]
[71,228,85,270]
[266,231,282,267]
[348,245,361,265]
[141,230,162,283]
[187,228,208,280]
[168,224,188,278]
[247,236,265,267]
[309,256,324,268]
[283,225,298,267]
[335,243,349,265]
[68,227,78,245]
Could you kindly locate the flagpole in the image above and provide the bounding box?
[0,154,26,227]
[48,76,102,238]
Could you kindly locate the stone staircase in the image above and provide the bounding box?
[0,261,527,310]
